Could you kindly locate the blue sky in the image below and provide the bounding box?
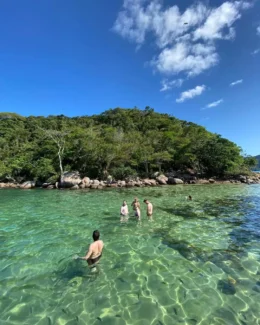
[0,0,259,155]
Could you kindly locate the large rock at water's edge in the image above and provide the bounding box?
[143,179,152,186]
[117,180,126,187]
[238,175,247,183]
[209,178,215,183]
[197,179,210,184]
[247,178,255,184]
[20,181,35,189]
[60,171,82,188]
[167,177,184,185]
[108,183,118,188]
[156,175,168,185]
[149,179,157,186]
[82,177,90,186]
[70,185,79,190]
[126,181,134,187]
[135,181,143,187]
[0,182,17,188]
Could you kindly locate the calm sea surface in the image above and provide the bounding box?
[1,185,260,325]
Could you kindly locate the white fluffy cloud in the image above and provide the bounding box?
[154,42,218,76]
[113,0,251,80]
[257,25,260,36]
[252,48,260,55]
[176,85,206,103]
[202,99,223,109]
[160,78,183,92]
[230,79,243,86]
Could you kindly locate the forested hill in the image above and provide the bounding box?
[0,107,256,183]
[253,155,260,170]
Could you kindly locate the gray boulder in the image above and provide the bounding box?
[150,179,157,186]
[143,179,152,186]
[70,185,79,190]
[126,180,136,187]
[197,179,210,184]
[238,175,247,183]
[117,180,126,187]
[42,183,51,188]
[152,172,160,179]
[247,179,254,184]
[156,175,168,185]
[168,177,184,185]
[20,181,35,189]
[209,178,215,183]
[60,171,82,188]
[189,180,196,184]
[82,177,90,186]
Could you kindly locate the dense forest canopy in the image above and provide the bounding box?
[253,155,260,170]
[0,107,257,183]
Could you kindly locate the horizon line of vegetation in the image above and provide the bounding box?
[0,107,257,183]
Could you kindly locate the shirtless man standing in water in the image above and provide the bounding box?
[144,199,153,220]
[78,230,104,266]
[131,197,141,220]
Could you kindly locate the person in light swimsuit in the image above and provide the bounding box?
[120,200,129,222]
[131,197,141,220]
[78,230,104,266]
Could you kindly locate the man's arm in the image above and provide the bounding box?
[148,204,153,213]
[79,245,92,260]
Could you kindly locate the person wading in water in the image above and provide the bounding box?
[131,197,141,220]
[77,230,104,266]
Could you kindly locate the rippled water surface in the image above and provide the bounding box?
[1,185,260,325]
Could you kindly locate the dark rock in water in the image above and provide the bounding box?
[217,279,236,295]
[252,285,260,293]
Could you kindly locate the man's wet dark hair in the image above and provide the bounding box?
[143,199,148,203]
[93,230,100,241]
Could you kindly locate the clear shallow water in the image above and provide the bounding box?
[1,185,260,325]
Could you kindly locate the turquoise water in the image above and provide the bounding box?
[1,185,260,325]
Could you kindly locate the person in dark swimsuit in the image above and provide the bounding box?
[78,230,104,266]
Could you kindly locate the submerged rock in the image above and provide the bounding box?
[217,279,236,295]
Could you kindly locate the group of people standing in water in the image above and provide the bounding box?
[75,198,153,268]
[76,195,192,268]
[120,197,153,222]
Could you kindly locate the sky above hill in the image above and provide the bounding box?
[0,0,259,155]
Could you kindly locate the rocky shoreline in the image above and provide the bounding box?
[1,171,260,190]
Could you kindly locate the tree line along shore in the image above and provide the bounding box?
[0,107,257,189]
